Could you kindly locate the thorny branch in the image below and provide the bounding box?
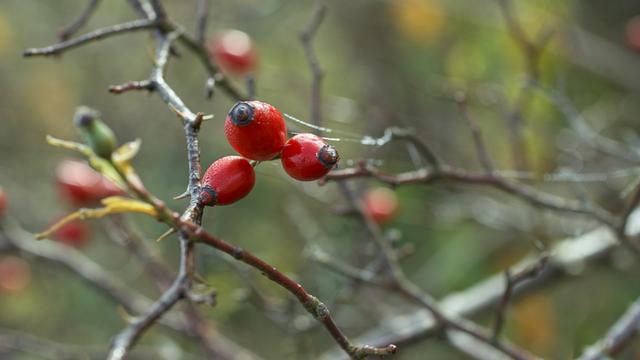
[107,8,205,358]
[18,1,640,359]
[24,1,396,358]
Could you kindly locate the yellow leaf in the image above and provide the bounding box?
[112,139,142,165]
[36,197,157,240]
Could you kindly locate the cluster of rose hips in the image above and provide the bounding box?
[204,30,399,217]
[200,101,340,206]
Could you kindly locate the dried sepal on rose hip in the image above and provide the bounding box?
[207,29,258,76]
[281,133,339,181]
[199,156,256,206]
[56,159,123,206]
[363,187,399,224]
[224,101,287,161]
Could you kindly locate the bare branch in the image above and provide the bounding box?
[577,296,640,359]
[107,26,208,358]
[336,181,537,360]
[325,163,617,226]
[1,221,150,314]
[107,239,191,360]
[176,31,246,100]
[323,214,626,358]
[495,0,552,170]
[195,0,211,44]
[387,127,442,170]
[109,80,154,94]
[23,19,161,57]
[300,0,327,129]
[456,94,495,173]
[533,83,639,163]
[492,253,549,340]
[177,220,398,359]
[58,0,102,41]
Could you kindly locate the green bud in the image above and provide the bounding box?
[74,106,118,159]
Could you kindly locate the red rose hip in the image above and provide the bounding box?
[224,101,287,161]
[199,156,256,206]
[281,133,339,181]
[363,187,398,224]
[56,159,122,206]
[51,217,91,248]
[207,29,258,75]
[0,256,31,293]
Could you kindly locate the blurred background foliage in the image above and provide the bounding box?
[1,0,640,359]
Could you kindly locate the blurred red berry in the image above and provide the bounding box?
[281,133,339,181]
[0,186,6,218]
[56,159,122,206]
[50,217,91,248]
[224,101,287,161]
[363,187,399,224]
[208,29,258,75]
[199,156,256,206]
[0,256,31,293]
[627,16,640,51]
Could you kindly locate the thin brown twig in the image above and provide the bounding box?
[23,18,162,57]
[492,253,549,340]
[175,30,247,100]
[25,3,245,101]
[495,0,552,171]
[614,183,640,258]
[532,82,639,163]
[324,163,617,226]
[577,295,640,360]
[388,127,442,169]
[179,220,398,359]
[195,0,210,45]
[456,93,495,173]
[148,0,167,20]
[107,239,191,360]
[108,80,154,94]
[0,220,257,360]
[323,216,626,358]
[337,181,536,360]
[300,0,327,130]
[300,2,534,358]
[105,216,174,288]
[107,24,206,358]
[58,0,102,41]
